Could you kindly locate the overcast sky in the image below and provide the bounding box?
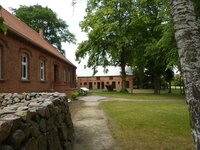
[1,0,88,72]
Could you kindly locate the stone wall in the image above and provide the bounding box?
[0,92,74,150]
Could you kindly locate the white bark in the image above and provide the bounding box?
[169,0,200,149]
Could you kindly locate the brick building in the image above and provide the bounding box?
[0,8,77,96]
[77,66,133,89]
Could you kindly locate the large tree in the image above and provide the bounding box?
[11,4,76,56]
[169,0,200,149]
[130,0,178,93]
[76,0,138,92]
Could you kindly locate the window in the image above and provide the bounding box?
[64,68,66,82]
[68,71,71,82]
[96,77,100,80]
[40,60,45,81]
[22,53,28,80]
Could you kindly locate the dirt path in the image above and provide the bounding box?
[72,101,121,150]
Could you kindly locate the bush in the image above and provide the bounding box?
[78,89,83,95]
[71,92,79,100]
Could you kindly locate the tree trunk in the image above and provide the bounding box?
[169,0,200,149]
[154,73,160,94]
[168,81,172,93]
[150,74,154,89]
[138,66,144,89]
[120,62,128,93]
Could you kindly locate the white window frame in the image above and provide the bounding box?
[64,68,66,82]
[22,53,28,80]
[40,60,45,81]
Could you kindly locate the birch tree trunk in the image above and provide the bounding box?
[169,0,200,149]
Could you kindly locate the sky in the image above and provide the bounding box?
[1,0,88,72]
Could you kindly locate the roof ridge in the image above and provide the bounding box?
[0,7,76,67]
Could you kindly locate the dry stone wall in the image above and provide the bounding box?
[0,92,74,150]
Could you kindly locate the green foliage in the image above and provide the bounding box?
[160,76,168,88]
[0,6,7,34]
[130,0,179,93]
[89,89,185,99]
[76,0,141,92]
[194,0,200,30]
[76,0,179,93]
[173,74,181,86]
[10,4,76,55]
[71,89,83,99]
[78,89,82,95]
[118,88,128,93]
[71,92,79,100]
[101,101,193,149]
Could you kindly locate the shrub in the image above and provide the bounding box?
[78,89,83,96]
[71,92,79,100]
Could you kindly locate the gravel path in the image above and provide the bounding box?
[76,95,185,102]
[72,100,121,150]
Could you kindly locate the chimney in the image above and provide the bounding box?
[84,65,86,69]
[39,28,43,37]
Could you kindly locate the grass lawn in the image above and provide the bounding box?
[100,100,193,150]
[89,89,186,100]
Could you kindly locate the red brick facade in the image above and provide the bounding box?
[0,8,77,96]
[78,75,133,89]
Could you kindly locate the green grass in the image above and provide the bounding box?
[100,101,193,150]
[89,89,185,100]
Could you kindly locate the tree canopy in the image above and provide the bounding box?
[76,0,140,92]
[76,0,179,93]
[11,4,76,55]
[136,1,178,93]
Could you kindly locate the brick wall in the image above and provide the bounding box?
[0,31,76,96]
[77,75,133,89]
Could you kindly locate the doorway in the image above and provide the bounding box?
[89,82,93,89]
[101,82,104,89]
[126,81,130,88]
[97,82,101,89]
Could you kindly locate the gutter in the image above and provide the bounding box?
[7,28,77,68]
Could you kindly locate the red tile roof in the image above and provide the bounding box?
[0,7,76,67]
